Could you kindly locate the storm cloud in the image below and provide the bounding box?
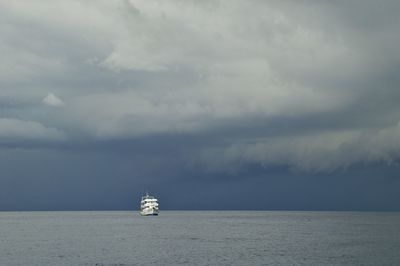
[1,1,400,210]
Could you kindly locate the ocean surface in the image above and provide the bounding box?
[0,211,400,265]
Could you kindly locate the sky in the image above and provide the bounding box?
[1,0,400,211]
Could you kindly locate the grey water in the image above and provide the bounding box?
[1,211,400,265]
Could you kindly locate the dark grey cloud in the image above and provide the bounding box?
[1,145,400,211]
[1,1,400,210]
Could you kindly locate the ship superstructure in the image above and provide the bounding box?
[140,193,159,216]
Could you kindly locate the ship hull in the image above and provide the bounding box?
[140,210,159,216]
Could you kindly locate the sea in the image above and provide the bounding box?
[0,211,400,265]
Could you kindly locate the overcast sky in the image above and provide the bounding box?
[1,0,400,211]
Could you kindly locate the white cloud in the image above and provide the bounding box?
[66,91,211,138]
[0,118,65,141]
[42,93,64,107]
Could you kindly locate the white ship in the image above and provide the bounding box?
[140,193,159,216]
